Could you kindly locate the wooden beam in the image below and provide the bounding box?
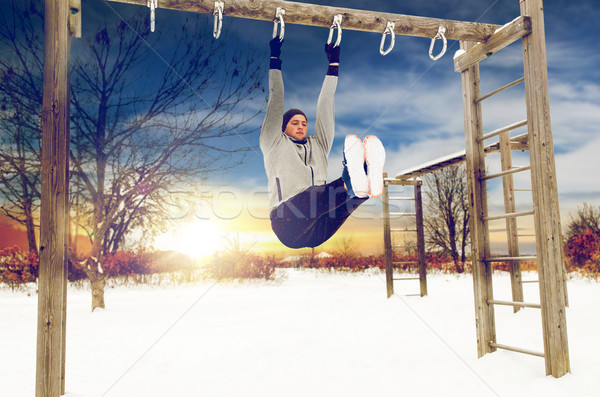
[108,0,501,42]
[520,0,570,378]
[454,16,531,72]
[36,0,71,396]
[460,40,496,358]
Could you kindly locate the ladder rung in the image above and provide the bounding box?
[484,210,534,222]
[404,293,422,296]
[512,188,532,192]
[488,299,541,309]
[390,212,416,216]
[476,77,525,103]
[388,197,414,201]
[393,261,418,265]
[518,234,536,237]
[391,228,417,232]
[393,244,410,248]
[393,277,420,281]
[521,280,539,284]
[480,166,531,181]
[483,256,537,262]
[478,119,528,142]
[489,342,545,358]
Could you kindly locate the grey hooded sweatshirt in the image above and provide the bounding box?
[260,69,338,212]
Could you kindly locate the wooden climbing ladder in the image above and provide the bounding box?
[381,173,427,298]
[456,0,569,378]
[387,0,570,378]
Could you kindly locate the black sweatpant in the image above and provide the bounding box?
[270,178,368,249]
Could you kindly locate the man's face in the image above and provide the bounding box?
[284,114,307,140]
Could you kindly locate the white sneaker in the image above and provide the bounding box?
[344,134,369,198]
[364,135,386,197]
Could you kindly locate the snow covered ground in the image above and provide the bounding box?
[2,269,599,397]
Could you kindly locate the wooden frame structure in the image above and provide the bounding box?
[381,173,426,298]
[36,0,568,395]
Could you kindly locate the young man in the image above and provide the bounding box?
[260,38,385,249]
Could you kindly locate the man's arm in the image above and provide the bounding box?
[260,39,285,152]
[314,43,340,156]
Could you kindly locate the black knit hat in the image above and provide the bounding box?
[282,109,307,132]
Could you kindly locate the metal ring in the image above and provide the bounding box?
[380,21,395,56]
[327,14,343,47]
[213,2,224,39]
[147,0,157,33]
[272,7,285,41]
[429,26,447,61]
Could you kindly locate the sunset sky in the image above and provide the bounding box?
[1,0,599,259]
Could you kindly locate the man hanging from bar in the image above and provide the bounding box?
[260,37,386,249]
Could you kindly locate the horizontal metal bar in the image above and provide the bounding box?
[393,277,420,281]
[478,120,528,142]
[480,165,531,181]
[490,342,545,358]
[512,188,532,192]
[404,293,422,297]
[388,197,414,201]
[484,210,534,222]
[488,299,541,309]
[483,256,537,262]
[476,77,525,103]
[518,234,536,237]
[521,280,539,284]
[390,212,416,216]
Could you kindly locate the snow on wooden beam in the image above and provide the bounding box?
[454,16,531,72]
[109,0,501,42]
[393,133,529,180]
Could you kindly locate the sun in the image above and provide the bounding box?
[155,219,225,259]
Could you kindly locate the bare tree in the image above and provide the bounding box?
[70,15,265,310]
[0,1,266,310]
[0,1,44,253]
[566,202,600,239]
[423,164,470,263]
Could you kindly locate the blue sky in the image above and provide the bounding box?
[167,0,599,211]
[2,0,599,254]
[184,0,599,251]
[57,0,600,252]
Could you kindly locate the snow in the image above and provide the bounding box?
[453,49,466,60]
[2,269,599,397]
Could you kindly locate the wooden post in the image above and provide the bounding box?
[460,40,496,357]
[382,173,394,298]
[499,131,523,312]
[520,0,570,377]
[414,182,427,297]
[36,0,71,396]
